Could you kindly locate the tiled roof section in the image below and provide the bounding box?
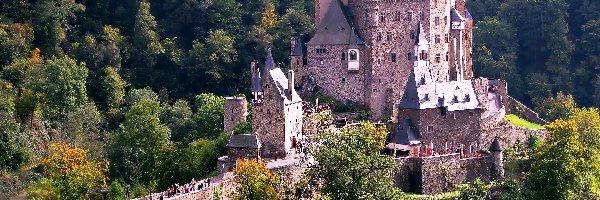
[291,37,304,56]
[265,48,276,70]
[451,7,465,22]
[307,0,362,45]
[227,134,261,148]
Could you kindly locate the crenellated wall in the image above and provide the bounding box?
[393,153,494,195]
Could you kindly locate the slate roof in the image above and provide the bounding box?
[400,23,480,111]
[307,0,363,45]
[465,9,473,20]
[291,37,304,56]
[451,7,465,22]
[269,68,301,102]
[252,69,263,93]
[392,119,421,145]
[227,134,261,148]
[416,22,428,45]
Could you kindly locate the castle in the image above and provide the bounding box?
[216,0,547,195]
[292,0,475,121]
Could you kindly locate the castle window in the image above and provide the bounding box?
[342,78,346,82]
[316,48,327,54]
[435,35,441,44]
[407,11,413,21]
[445,34,449,43]
[453,113,456,119]
[377,32,382,41]
[428,126,434,132]
[419,11,424,21]
[391,53,397,63]
[407,52,413,61]
[465,94,471,102]
[421,50,428,60]
[394,12,401,21]
[435,54,441,63]
[469,112,474,116]
[320,60,324,65]
[446,52,449,61]
[410,30,415,39]
[379,14,385,23]
[435,17,440,26]
[303,58,307,65]
[420,77,426,85]
[386,32,392,41]
[349,50,358,60]
[342,52,346,60]
[379,79,382,83]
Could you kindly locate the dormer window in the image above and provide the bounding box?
[349,50,358,61]
[420,77,426,85]
[465,94,471,102]
[424,93,430,101]
[452,95,459,103]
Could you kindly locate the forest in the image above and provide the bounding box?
[0,0,599,199]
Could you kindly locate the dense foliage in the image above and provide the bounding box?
[233,159,280,200]
[309,122,403,200]
[0,0,599,198]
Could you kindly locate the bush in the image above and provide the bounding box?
[457,179,490,200]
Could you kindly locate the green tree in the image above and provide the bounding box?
[161,99,197,144]
[109,99,170,185]
[100,66,127,116]
[108,180,126,200]
[38,56,89,121]
[125,87,159,107]
[32,0,85,56]
[193,93,225,140]
[472,17,522,97]
[0,79,27,170]
[0,23,34,67]
[457,179,490,200]
[535,92,577,122]
[189,29,237,87]
[132,1,163,67]
[232,159,280,200]
[63,102,106,158]
[309,122,403,200]
[526,108,600,199]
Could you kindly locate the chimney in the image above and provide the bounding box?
[288,70,294,96]
[251,61,257,85]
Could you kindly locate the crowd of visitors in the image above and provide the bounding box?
[134,178,213,200]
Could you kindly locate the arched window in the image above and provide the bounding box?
[349,50,358,61]
[342,52,346,60]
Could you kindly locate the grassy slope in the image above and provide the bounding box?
[505,114,544,130]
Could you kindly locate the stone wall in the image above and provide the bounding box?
[394,154,493,195]
[305,44,367,104]
[506,96,548,125]
[224,97,248,133]
[399,108,482,148]
[480,107,506,130]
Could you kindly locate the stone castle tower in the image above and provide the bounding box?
[292,0,474,120]
[223,97,248,133]
[252,49,304,158]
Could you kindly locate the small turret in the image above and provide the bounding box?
[489,137,504,180]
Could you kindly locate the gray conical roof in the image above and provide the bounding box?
[308,0,362,45]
